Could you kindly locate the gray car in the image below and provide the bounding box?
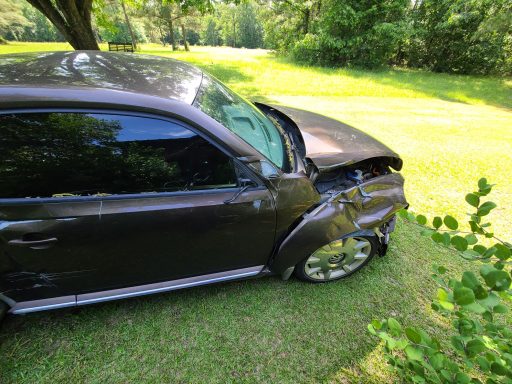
[0,51,407,317]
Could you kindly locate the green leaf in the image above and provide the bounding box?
[454,287,475,305]
[451,336,465,352]
[465,234,478,245]
[477,201,497,217]
[482,310,493,322]
[454,372,470,384]
[442,232,451,246]
[462,302,486,314]
[451,235,468,251]
[493,304,508,314]
[478,178,488,190]
[405,345,423,361]
[397,209,408,219]
[461,271,480,290]
[430,353,444,370]
[490,362,507,376]
[431,232,444,244]
[437,288,454,310]
[469,220,482,234]
[437,288,449,302]
[495,244,511,260]
[474,245,487,255]
[405,327,422,344]
[387,318,402,335]
[479,292,500,308]
[433,216,442,229]
[483,270,511,291]
[371,319,382,330]
[476,356,490,371]
[466,339,486,357]
[461,250,480,260]
[444,215,458,230]
[465,193,480,208]
[416,214,427,225]
[483,246,497,259]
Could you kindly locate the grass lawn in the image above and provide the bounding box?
[0,42,511,383]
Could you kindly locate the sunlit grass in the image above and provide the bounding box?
[0,42,511,383]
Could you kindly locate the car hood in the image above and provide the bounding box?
[268,104,403,172]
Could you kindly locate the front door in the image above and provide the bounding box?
[0,111,276,303]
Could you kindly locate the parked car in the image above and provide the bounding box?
[0,51,407,316]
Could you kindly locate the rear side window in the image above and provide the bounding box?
[0,112,237,198]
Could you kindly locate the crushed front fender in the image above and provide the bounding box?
[271,173,408,274]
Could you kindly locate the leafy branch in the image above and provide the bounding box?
[369,178,512,384]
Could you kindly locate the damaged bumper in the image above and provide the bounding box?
[271,173,408,274]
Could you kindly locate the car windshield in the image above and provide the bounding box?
[193,74,286,169]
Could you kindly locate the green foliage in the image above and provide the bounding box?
[0,0,33,40]
[405,0,512,75]
[369,178,512,383]
[201,16,221,46]
[291,0,409,68]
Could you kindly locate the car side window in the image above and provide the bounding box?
[0,112,237,199]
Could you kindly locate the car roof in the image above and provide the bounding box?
[0,51,203,105]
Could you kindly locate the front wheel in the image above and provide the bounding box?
[295,235,378,283]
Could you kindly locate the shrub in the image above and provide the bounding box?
[369,178,512,383]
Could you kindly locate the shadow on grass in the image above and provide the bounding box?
[0,222,470,383]
[274,55,512,110]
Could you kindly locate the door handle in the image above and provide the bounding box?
[8,237,58,249]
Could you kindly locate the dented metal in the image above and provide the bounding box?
[0,51,407,314]
[272,173,407,274]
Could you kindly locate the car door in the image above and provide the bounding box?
[0,110,276,304]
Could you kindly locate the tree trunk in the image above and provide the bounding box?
[25,0,99,50]
[180,23,189,51]
[168,18,177,50]
[120,0,137,49]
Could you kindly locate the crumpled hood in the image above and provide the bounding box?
[269,105,403,172]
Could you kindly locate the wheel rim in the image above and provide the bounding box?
[304,237,372,281]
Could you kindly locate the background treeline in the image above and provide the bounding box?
[1,0,511,75]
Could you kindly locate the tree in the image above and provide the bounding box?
[120,0,137,48]
[406,0,512,75]
[0,0,33,43]
[24,0,100,50]
[201,16,221,45]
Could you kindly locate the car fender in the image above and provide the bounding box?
[270,173,408,275]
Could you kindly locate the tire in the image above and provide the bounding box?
[295,235,379,283]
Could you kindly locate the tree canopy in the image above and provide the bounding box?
[2,0,510,75]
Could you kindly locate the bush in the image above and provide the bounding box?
[369,178,512,383]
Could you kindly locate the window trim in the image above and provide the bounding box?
[0,108,266,203]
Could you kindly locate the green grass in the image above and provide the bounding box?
[0,42,511,383]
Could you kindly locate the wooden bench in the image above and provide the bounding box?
[108,42,134,53]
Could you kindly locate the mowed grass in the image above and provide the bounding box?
[0,42,511,383]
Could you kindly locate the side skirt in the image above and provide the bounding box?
[9,266,265,315]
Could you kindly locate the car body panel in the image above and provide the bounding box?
[260,103,403,172]
[0,187,277,303]
[0,51,203,104]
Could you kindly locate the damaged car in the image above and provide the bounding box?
[0,51,407,316]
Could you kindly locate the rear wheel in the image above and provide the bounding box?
[295,235,378,282]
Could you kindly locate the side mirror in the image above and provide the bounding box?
[239,178,258,188]
[224,178,257,205]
